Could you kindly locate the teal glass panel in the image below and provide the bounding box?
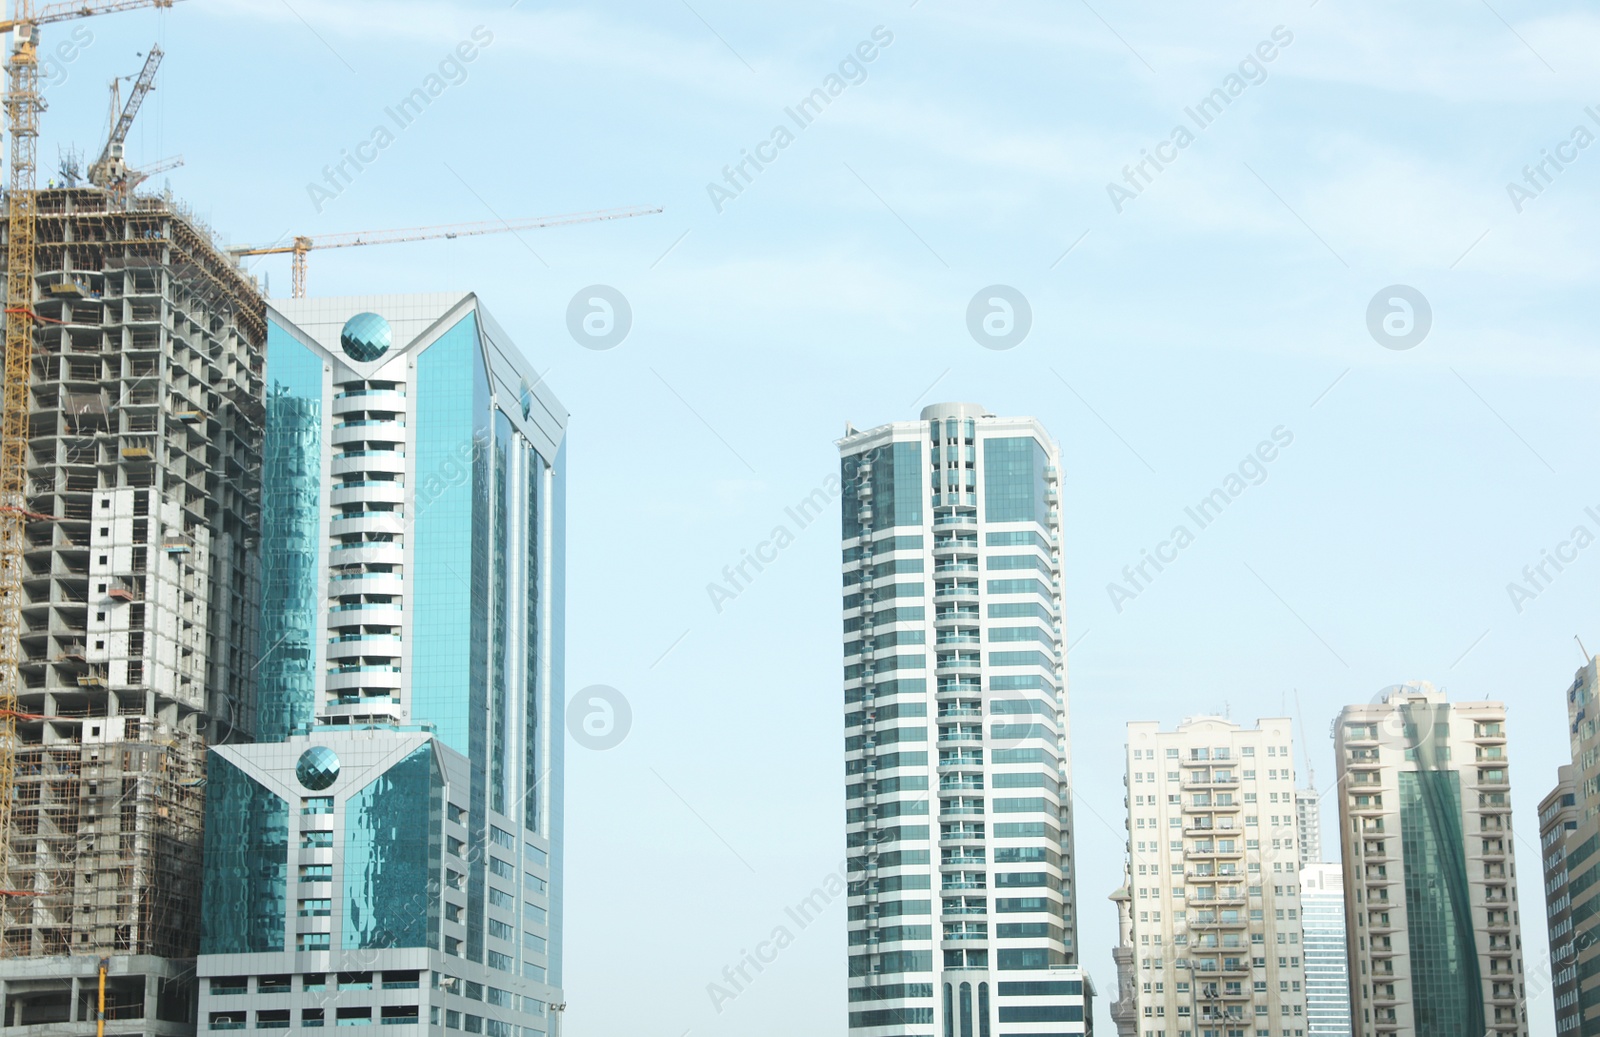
[411,313,484,752]
[982,437,1048,524]
[344,742,441,949]
[412,313,490,964]
[841,441,924,539]
[1399,769,1483,1037]
[200,753,288,953]
[490,412,511,816]
[524,441,541,833]
[258,323,324,741]
[548,438,566,988]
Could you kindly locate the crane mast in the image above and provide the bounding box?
[0,0,41,907]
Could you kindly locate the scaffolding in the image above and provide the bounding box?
[0,187,263,1028]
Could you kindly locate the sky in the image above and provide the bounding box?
[41,0,1600,1032]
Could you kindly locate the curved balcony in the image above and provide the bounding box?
[332,389,406,414]
[326,569,403,595]
[330,513,406,538]
[329,541,404,567]
[323,666,402,692]
[327,602,403,626]
[330,481,406,507]
[331,450,405,477]
[326,635,402,661]
[331,421,406,447]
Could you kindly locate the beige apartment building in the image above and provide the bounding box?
[1121,716,1309,1037]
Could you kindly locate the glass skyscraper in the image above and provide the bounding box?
[838,403,1090,1037]
[1300,863,1352,1037]
[196,294,567,1036]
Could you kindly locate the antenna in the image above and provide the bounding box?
[1578,635,1591,663]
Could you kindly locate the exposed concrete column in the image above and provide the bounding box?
[68,975,80,1022]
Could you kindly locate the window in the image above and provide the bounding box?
[210,978,248,996]
[301,797,333,815]
[488,919,514,940]
[338,972,373,991]
[209,1013,246,1031]
[488,886,513,909]
[257,1010,291,1030]
[296,933,330,951]
[489,857,515,880]
[299,865,332,881]
[380,1007,419,1026]
[258,976,291,994]
[335,1007,371,1026]
[299,899,332,917]
[382,971,420,989]
[301,830,333,848]
[490,825,516,849]
[302,1009,325,1028]
[303,975,327,992]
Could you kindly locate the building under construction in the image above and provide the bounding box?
[0,187,264,1035]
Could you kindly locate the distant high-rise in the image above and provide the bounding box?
[195,295,566,1036]
[1121,716,1307,1036]
[1538,656,1600,1035]
[1300,863,1352,1037]
[1334,682,1526,1037]
[838,403,1090,1036]
[1538,765,1578,1033]
[1295,788,1322,867]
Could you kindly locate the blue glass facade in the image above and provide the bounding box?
[982,437,1049,524]
[841,440,923,538]
[547,441,566,989]
[344,743,442,949]
[200,295,566,1034]
[412,313,489,753]
[1399,769,1483,1036]
[257,327,324,741]
[524,440,541,834]
[492,412,512,817]
[199,754,289,954]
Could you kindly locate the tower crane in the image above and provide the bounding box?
[230,205,664,299]
[0,0,183,911]
[87,43,172,205]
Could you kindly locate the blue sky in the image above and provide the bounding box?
[54,0,1600,1032]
